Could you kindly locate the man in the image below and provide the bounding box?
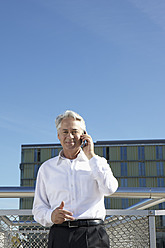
[32,110,118,248]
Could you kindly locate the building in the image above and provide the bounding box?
[19,139,165,211]
[19,139,165,246]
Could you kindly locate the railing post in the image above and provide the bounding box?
[148,210,156,248]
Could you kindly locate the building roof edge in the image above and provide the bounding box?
[21,139,165,148]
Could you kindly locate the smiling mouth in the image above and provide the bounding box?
[66,141,75,145]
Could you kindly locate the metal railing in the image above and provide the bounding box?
[0,209,165,248]
[0,186,165,199]
[0,187,165,247]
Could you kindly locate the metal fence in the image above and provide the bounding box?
[0,209,164,248]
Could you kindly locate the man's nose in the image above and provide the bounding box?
[68,132,74,138]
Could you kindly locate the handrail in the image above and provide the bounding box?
[0,209,164,216]
[0,187,164,198]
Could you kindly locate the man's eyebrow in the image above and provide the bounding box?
[62,128,78,130]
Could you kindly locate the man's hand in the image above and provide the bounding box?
[81,132,95,160]
[51,201,75,224]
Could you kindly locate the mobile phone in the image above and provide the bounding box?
[81,131,87,148]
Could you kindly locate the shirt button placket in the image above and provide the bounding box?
[71,162,75,202]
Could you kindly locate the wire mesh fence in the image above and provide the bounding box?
[0,209,163,248]
[104,214,149,247]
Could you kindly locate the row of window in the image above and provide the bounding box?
[103,146,163,160]
[120,162,164,176]
[20,161,164,180]
[20,177,165,189]
[120,178,164,187]
[22,145,165,163]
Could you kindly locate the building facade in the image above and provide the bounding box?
[20,139,165,210]
[19,139,165,247]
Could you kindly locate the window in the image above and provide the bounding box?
[156,146,163,160]
[103,147,109,160]
[121,162,127,176]
[51,148,58,158]
[157,178,164,187]
[103,147,106,158]
[106,147,109,160]
[138,146,145,160]
[157,162,164,176]
[34,164,40,178]
[34,149,41,162]
[120,147,127,160]
[139,162,145,176]
[21,151,24,163]
[122,199,128,209]
[121,178,128,187]
[139,178,146,187]
[104,198,111,209]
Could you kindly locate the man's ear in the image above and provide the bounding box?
[57,132,60,140]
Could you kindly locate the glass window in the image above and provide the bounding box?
[121,162,127,176]
[156,146,163,160]
[103,147,106,158]
[51,148,59,157]
[34,164,40,178]
[139,178,146,187]
[34,180,37,188]
[121,178,128,187]
[103,147,109,160]
[138,146,145,160]
[120,147,127,160]
[34,148,41,162]
[122,199,128,209]
[157,162,164,176]
[106,147,109,160]
[21,166,24,179]
[104,198,111,209]
[21,151,24,163]
[157,178,164,187]
[139,162,146,176]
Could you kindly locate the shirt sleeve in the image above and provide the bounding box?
[89,155,118,196]
[32,167,54,227]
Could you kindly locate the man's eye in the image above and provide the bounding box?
[72,131,78,134]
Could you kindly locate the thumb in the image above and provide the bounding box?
[59,201,65,209]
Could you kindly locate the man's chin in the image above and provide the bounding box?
[65,144,76,149]
[65,144,81,150]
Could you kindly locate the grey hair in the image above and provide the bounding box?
[55,110,86,131]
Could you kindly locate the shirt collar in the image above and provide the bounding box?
[57,149,88,165]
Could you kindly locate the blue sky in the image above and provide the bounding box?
[0,0,165,208]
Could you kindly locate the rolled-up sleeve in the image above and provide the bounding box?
[89,155,118,196]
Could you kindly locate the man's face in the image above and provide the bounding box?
[58,117,83,151]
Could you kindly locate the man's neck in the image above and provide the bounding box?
[62,148,81,160]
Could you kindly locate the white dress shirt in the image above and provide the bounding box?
[32,150,118,227]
